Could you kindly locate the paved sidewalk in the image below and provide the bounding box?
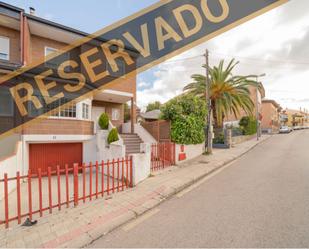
[0,135,270,248]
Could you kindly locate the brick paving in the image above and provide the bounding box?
[0,136,269,248]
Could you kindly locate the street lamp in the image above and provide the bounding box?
[256,73,266,141]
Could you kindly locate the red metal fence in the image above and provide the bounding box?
[0,156,133,228]
[151,142,176,171]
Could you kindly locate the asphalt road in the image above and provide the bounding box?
[89,130,309,248]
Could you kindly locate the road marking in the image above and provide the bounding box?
[176,158,240,198]
[122,208,160,232]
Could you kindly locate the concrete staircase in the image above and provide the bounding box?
[120,133,143,155]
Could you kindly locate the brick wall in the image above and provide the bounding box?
[225,86,261,123]
[261,102,280,132]
[22,118,94,135]
[30,35,68,63]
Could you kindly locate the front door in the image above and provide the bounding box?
[92,106,106,133]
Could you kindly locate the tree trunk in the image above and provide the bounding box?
[211,101,223,137]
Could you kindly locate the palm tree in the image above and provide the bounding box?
[184,59,262,129]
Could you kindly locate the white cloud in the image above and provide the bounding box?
[137,0,309,111]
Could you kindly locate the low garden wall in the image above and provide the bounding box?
[0,141,23,200]
[175,143,204,164]
[131,143,151,185]
[232,134,256,145]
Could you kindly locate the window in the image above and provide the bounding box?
[0,36,10,61]
[45,47,57,56]
[82,103,89,120]
[45,47,70,70]
[112,108,120,121]
[0,88,13,116]
[28,97,76,118]
[59,104,76,118]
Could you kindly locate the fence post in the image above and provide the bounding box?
[48,167,52,214]
[73,163,79,207]
[4,173,9,228]
[38,168,43,217]
[16,171,21,224]
[163,143,165,168]
[28,170,32,220]
[56,165,61,211]
[95,161,99,199]
[130,156,133,187]
[173,143,176,165]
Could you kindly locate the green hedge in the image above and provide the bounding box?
[239,116,257,135]
[161,95,207,145]
[98,113,109,130]
[107,128,119,144]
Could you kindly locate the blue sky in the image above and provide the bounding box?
[6,0,157,32]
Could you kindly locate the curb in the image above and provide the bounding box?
[84,136,272,248]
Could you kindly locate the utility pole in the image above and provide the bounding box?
[255,76,260,141]
[256,73,266,141]
[205,49,212,154]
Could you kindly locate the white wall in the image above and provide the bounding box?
[0,134,21,160]
[122,122,156,143]
[175,143,204,164]
[131,143,151,185]
[95,128,125,163]
[0,141,22,200]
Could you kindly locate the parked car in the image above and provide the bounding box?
[279,126,291,134]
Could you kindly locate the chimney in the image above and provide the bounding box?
[29,7,35,15]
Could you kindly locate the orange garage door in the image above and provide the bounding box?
[29,143,83,174]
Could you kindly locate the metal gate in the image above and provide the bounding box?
[151,142,175,171]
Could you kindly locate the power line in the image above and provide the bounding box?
[209,51,309,66]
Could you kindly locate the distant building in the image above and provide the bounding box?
[261,99,281,134]
[224,84,266,132]
[281,108,308,128]
[137,109,161,123]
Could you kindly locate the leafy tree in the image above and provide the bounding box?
[161,95,206,144]
[183,59,262,129]
[146,101,162,112]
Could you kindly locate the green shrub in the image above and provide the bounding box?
[232,127,243,137]
[171,115,205,145]
[161,95,207,145]
[98,113,109,130]
[239,116,257,135]
[107,128,119,144]
[213,132,225,144]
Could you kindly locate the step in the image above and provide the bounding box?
[123,141,143,145]
[125,146,141,151]
[126,150,141,155]
[120,133,139,137]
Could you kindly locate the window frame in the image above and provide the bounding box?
[0,36,10,61]
[82,103,90,120]
[44,46,58,57]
